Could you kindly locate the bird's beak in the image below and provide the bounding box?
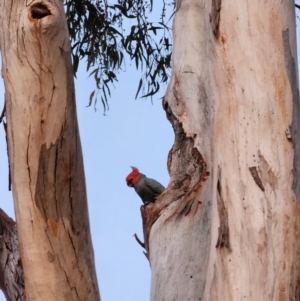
[127,181,133,187]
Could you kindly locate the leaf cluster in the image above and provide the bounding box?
[64,0,173,111]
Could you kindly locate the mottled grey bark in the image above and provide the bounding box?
[0,209,24,301]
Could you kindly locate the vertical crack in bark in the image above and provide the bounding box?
[249,166,265,192]
[210,0,222,37]
[282,29,300,200]
[68,160,73,228]
[140,100,208,257]
[58,259,81,301]
[177,198,194,217]
[62,215,89,297]
[36,142,59,221]
[289,265,300,301]
[67,232,78,261]
[216,169,231,251]
[40,160,47,220]
[45,228,56,258]
[54,144,59,218]
[26,125,34,202]
[164,101,207,195]
[34,127,98,298]
[44,221,84,300]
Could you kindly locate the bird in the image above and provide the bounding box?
[125,166,165,204]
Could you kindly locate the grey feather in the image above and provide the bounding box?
[133,174,165,204]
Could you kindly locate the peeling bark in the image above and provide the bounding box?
[210,0,222,37]
[249,166,265,191]
[147,0,300,300]
[141,99,208,258]
[216,170,231,251]
[283,28,300,199]
[0,1,100,300]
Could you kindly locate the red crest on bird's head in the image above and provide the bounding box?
[130,166,139,173]
[126,166,141,186]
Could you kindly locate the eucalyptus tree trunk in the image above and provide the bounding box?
[0,1,100,300]
[143,0,300,300]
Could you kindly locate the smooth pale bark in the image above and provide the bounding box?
[145,0,300,300]
[0,1,100,300]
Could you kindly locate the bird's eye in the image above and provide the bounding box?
[127,179,133,187]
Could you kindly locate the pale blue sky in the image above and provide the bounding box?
[0,50,172,301]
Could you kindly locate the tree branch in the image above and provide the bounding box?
[0,103,5,123]
[133,233,145,249]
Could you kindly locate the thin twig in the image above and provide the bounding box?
[0,103,6,123]
[133,233,145,249]
[3,122,11,191]
[143,251,149,261]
